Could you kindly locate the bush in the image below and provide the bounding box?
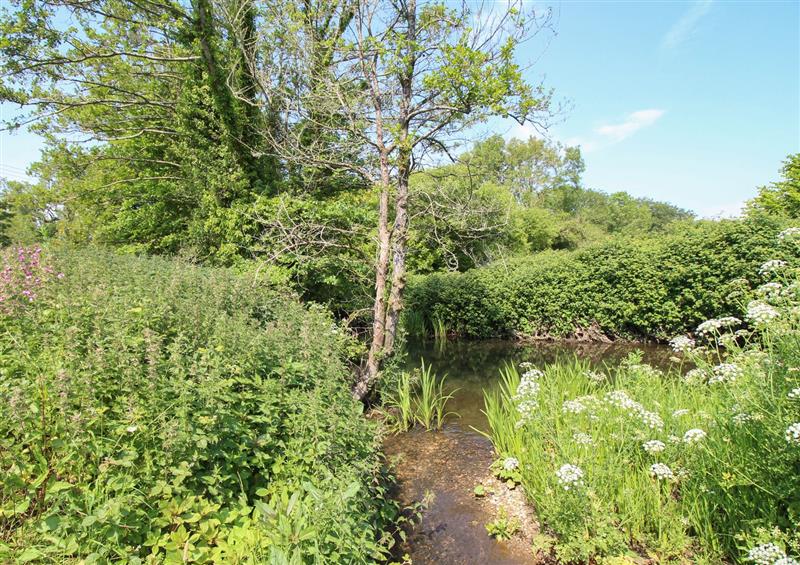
[0,248,396,563]
[482,230,800,562]
[405,215,798,340]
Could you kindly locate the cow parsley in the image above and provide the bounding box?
[556,464,584,490]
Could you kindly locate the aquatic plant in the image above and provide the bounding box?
[381,361,457,432]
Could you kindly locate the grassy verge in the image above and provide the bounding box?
[483,228,800,563]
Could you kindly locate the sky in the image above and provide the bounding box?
[1,0,799,217]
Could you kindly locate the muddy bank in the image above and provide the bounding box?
[384,425,537,564]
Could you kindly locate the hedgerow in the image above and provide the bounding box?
[405,215,799,340]
[0,248,396,563]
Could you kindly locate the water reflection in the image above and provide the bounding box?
[402,338,675,432]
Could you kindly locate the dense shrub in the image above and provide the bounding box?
[406,215,798,340]
[0,248,396,563]
[484,232,800,562]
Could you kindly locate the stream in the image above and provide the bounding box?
[383,339,674,564]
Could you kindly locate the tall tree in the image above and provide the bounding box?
[747,154,800,218]
[244,0,554,397]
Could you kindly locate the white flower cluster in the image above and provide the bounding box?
[697,317,741,334]
[604,390,664,430]
[788,388,800,400]
[585,370,606,384]
[556,463,584,490]
[778,227,800,242]
[747,301,781,326]
[572,432,593,445]
[515,367,543,425]
[760,259,788,275]
[683,368,707,385]
[683,428,707,444]
[562,395,598,415]
[709,363,743,385]
[757,282,783,298]
[503,457,519,471]
[669,335,695,353]
[786,422,800,445]
[672,408,689,418]
[642,439,666,454]
[746,542,799,565]
[732,413,753,425]
[649,462,674,480]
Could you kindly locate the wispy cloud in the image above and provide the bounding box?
[595,109,665,142]
[662,0,713,49]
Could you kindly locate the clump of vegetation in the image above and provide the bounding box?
[483,228,800,563]
[485,508,520,541]
[0,248,397,562]
[380,362,457,432]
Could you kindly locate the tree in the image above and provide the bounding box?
[747,154,800,218]
[245,0,554,397]
[0,0,281,259]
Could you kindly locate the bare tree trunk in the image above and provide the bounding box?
[383,151,410,356]
[355,151,392,400]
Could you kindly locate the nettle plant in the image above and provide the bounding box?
[483,227,800,564]
[0,246,63,313]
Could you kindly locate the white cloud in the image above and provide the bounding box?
[595,109,665,142]
[662,0,713,50]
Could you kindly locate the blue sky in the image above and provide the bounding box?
[1,0,798,217]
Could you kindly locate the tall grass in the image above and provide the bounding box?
[381,361,457,432]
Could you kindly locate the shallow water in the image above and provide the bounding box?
[385,339,673,564]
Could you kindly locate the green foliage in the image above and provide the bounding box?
[482,252,800,562]
[484,508,520,541]
[379,362,457,432]
[0,248,397,562]
[747,154,800,218]
[406,215,800,340]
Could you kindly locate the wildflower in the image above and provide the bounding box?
[584,370,606,383]
[126,425,138,433]
[778,227,800,241]
[522,369,544,381]
[683,428,707,443]
[516,398,538,425]
[683,368,706,384]
[718,333,739,349]
[516,378,540,399]
[669,335,695,353]
[773,557,800,565]
[788,388,800,400]
[697,317,741,334]
[672,409,689,418]
[642,440,666,454]
[746,301,780,326]
[786,423,800,445]
[757,282,783,298]
[759,259,787,275]
[604,390,663,430]
[572,432,593,446]
[667,435,681,444]
[747,543,788,564]
[555,464,584,490]
[503,457,519,471]
[709,363,743,385]
[518,361,533,369]
[732,413,752,425]
[639,410,664,431]
[649,463,674,481]
[562,395,597,415]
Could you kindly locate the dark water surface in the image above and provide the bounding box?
[385,339,673,564]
